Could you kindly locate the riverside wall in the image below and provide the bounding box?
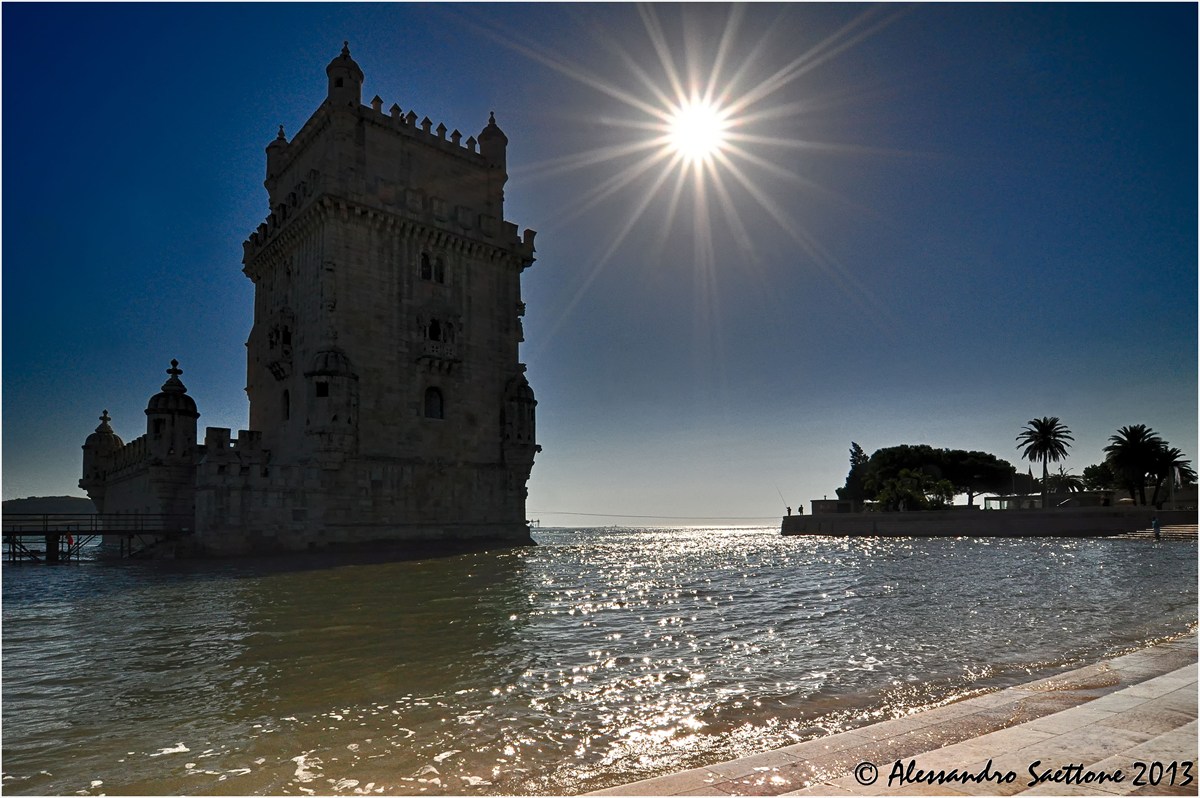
[781,506,1197,537]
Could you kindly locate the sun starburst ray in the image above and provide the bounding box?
[647,165,692,258]
[637,5,689,110]
[516,136,672,184]
[537,146,680,232]
[533,153,687,358]
[454,11,670,121]
[591,22,684,115]
[724,6,906,119]
[712,150,895,327]
[717,141,894,231]
[700,4,745,108]
[718,141,836,191]
[703,161,757,267]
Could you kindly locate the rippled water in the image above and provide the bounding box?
[3,527,1196,795]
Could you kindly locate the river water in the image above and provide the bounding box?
[2,527,1196,795]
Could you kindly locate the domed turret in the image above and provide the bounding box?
[145,360,199,459]
[326,41,364,109]
[265,124,289,190]
[81,410,124,506]
[84,409,124,453]
[478,111,508,171]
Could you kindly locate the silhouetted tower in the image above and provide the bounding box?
[238,44,539,543]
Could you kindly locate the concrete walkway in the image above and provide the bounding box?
[591,634,1197,796]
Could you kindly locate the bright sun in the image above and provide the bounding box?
[666,99,729,164]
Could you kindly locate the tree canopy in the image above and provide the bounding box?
[837,443,1017,511]
[1103,425,1196,506]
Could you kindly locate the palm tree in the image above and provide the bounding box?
[1149,446,1197,508]
[1103,424,1163,505]
[1016,417,1074,509]
[1043,466,1084,495]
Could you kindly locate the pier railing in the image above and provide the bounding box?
[3,514,193,562]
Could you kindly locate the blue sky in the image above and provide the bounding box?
[3,3,1196,525]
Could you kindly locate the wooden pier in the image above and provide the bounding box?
[2,514,193,563]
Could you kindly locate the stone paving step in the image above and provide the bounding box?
[1110,525,1198,542]
[589,634,1197,797]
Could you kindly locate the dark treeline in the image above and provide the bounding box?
[835,420,1196,512]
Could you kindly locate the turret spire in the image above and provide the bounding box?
[160,359,187,393]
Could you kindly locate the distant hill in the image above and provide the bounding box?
[3,496,96,515]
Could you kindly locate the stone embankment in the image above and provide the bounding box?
[781,508,1198,538]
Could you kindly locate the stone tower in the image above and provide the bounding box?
[192,44,540,553]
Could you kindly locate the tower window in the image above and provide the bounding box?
[335,78,344,88]
[428,319,441,341]
[152,419,165,438]
[434,257,446,284]
[420,252,432,280]
[424,387,444,420]
[316,381,329,398]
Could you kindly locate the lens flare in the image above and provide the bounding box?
[456,4,911,353]
[667,99,729,164]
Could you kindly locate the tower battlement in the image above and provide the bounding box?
[246,46,532,267]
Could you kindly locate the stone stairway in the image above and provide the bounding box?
[1110,524,1197,542]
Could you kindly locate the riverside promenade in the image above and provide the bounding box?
[592,633,1197,796]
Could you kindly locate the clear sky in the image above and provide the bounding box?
[3,3,1196,526]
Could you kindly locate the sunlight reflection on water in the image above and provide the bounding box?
[2,528,1196,795]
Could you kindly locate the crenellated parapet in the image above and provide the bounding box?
[110,435,151,475]
[197,428,269,482]
[201,427,266,459]
[244,43,532,271]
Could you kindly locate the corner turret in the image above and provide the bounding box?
[265,124,289,192]
[80,409,124,509]
[304,347,360,467]
[145,360,199,461]
[478,111,508,172]
[326,41,364,109]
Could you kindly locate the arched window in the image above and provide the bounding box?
[434,257,446,284]
[420,252,432,280]
[424,387,444,419]
[428,319,441,341]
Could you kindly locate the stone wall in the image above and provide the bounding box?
[781,507,1198,537]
